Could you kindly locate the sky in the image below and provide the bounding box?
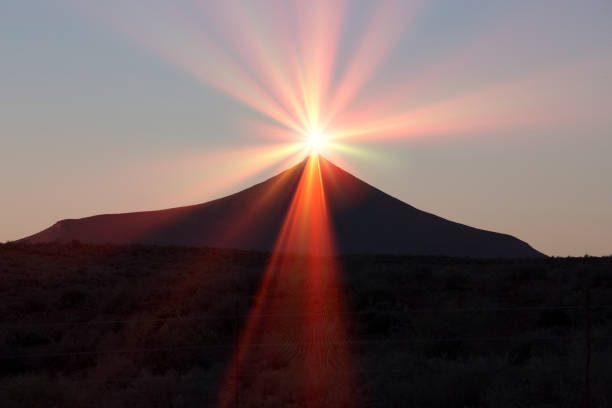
[1,0,611,256]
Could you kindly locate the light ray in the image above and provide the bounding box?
[324,0,419,127]
[79,0,607,190]
[170,142,307,204]
[216,155,356,407]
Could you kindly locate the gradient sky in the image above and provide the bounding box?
[1,0,611,256]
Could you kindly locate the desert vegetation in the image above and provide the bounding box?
[1,242,611,407]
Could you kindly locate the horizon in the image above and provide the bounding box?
[2,1,612,256]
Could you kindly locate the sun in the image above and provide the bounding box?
[307,128,326,154]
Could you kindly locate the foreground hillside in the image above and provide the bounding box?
[1,243,611,407]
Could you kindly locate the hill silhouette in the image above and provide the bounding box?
[20,155,544,258]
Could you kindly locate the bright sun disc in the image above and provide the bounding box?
[308,129,326,154]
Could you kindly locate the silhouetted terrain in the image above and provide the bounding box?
[1,243,611,407]
[20,156,543,258]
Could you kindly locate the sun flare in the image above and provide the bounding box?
[307,128,326,154]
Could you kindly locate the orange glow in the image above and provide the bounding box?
[216,155,356,407]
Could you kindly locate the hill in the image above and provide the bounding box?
[20,155,544,258]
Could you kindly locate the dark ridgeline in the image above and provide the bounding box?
[20,155,544,258]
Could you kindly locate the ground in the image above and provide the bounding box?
[1,242,611,407]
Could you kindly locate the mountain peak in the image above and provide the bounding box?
[20,157,544,258]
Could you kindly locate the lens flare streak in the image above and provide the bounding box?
[216,155,355,407]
